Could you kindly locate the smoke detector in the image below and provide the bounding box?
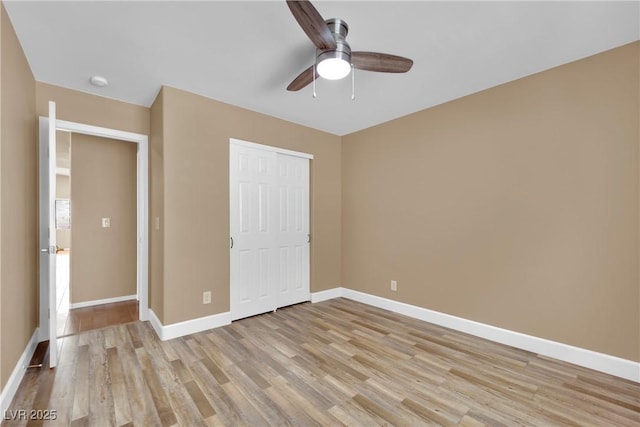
[89,75,109,87]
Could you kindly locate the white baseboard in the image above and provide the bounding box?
[148,309,164,339]
[311,287,343,303]
[0,329,39,416]
[69,294,137,309]
[148,309,231,341]
[312,287,640,383]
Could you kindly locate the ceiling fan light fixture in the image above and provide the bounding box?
[317,57,351,80]
[316,50,351,80]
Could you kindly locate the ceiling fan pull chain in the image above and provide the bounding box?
[312,63,317,98]
[351,64,355,101]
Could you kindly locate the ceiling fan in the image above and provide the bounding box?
[286,0,414,92]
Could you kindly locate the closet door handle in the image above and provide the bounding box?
[307,234,310,243]
[230,237,234,249]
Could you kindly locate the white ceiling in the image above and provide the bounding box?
[4,1,639,136]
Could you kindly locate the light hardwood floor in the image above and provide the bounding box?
[58,300,139,337]
[4,298,639,426]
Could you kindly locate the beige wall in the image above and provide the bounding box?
[70,134,137,304]
[56,174,70,198]
[155,86,342,324]
[342,42,640,362]
[0,3,37,388]
[149,91,164,320]
[36,82,150,136]
[55,174,71,249]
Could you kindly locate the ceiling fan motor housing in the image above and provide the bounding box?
[317,18,351,65]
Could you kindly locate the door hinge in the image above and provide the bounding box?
[48,308,50,319]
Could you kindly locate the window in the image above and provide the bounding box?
[55,199,71,229]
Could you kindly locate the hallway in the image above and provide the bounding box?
[56,252,138,337]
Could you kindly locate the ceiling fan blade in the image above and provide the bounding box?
[286,0,337,50]
[352,52,413,73]
[287,65,318,91]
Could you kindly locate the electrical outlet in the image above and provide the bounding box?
[203,291,211,304]
[390,280,397,291]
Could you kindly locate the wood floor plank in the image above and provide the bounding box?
[218,381,269,427]
[230,334,289,378]
[220,364,293,426]
[136,324,210,427]
[117,334,162,426]
[563,381,640,411]
[87,331,116,427]
[536,383,640,425]
[262,383,319,427]
[401,396,460,426]
[4,298,639,427]
[70,345,89,422]
[188,361,247,427]
[269,375,343,426]
[352,393,408,426]
[106,347,132,427]
[135,347,177,427]
[183,381,215,419]
[46,336,79,426]
[170,359,193,384]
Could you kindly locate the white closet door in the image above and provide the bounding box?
[230,144,278,321]
[276,154,310,307]
[230,141,311,321]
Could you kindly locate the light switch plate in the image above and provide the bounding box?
[102,217,111,228]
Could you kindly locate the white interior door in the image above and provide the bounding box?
[38,101,58,368]
[230,144,278,320]
[276,154,310,307]
[230,141,311,321]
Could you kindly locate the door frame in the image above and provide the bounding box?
[39,118,149,341]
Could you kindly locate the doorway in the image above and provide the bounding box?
[39,108,148,367]
[229,139,311,321]
[58,132,140,336]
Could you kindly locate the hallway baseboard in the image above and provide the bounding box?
[69,294,137,309]
[0,329,39,417]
